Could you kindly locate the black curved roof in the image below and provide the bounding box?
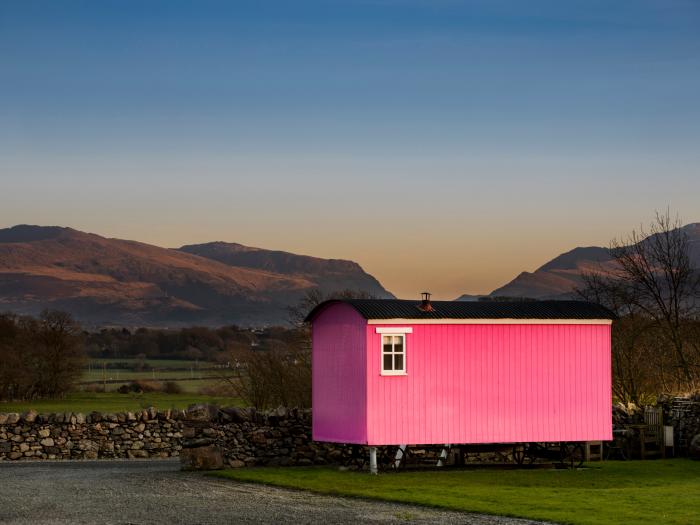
[305,299,616,322]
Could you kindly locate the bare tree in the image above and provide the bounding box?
[0,310,86,401]
[578,210,700,394]
[32,310,86,398]
[609,211,699,382]
[0,313,23,400]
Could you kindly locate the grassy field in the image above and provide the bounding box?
[211,460,700,525]
[80,358,234,394]
[84,358,225,383]
[0,392,242,413]
[79,379,223,394]
[83,369,218,382]
[0,357,241,413]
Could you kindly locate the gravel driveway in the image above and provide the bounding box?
[0,460,547,524]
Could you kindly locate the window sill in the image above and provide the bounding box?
[380,372,407,377]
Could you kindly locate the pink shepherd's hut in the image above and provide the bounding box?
[306,294,615,472]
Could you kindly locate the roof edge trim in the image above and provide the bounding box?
[368,318,613,325]
[304,299,617,323]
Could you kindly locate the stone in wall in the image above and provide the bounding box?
[180,445,224,470]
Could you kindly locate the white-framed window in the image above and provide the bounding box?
[381,334,406,375]
[375,327,411,376]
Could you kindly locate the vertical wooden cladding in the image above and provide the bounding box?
[365,323,612,446]
[311,303,367,443]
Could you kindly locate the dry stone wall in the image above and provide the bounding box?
[5,396,700,465]
[0,405,361,466]
[179,405,367,470]
[0,408,184,460]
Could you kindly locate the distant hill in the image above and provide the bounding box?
[467,223,700,300]
[453,293,484,302]
[178,241,391,299]
[0,225,393,327]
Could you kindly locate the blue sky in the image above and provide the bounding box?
[2,0,699,297]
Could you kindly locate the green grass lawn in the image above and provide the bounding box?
[0,392,243,414]
[211,460,700,525]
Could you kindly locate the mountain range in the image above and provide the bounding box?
[0,225,392,327]
[1,223,698,326]
[458,223,700,301]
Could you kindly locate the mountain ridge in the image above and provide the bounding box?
[0,225,393,326]
[456,222,700,301]
[178,241,390,299]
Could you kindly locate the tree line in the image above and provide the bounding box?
[85,324,301,364]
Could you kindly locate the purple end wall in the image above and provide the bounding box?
[311,303,367,443]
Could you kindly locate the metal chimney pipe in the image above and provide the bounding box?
[418,291,433,312]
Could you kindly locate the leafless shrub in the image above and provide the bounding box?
[117,380,162,393]
[221,344,310,409]
[163,381,183,394]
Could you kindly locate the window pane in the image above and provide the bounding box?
[393,335,403,352]
[383,354,393,371]
[383,335,393,354]
[394,353,404,371]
